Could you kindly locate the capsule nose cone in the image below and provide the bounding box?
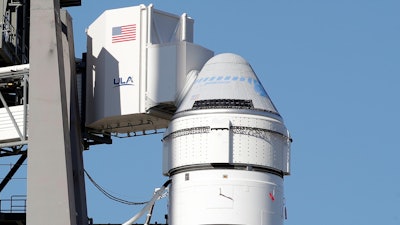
[177,53,280,116]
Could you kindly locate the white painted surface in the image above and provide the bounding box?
[0,105,26,142]
[163,53,290,225]
[169,170,285,225]
[85,5,213,134]
[163,112,290,175]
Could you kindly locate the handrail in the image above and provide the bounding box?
[0,195,26,213]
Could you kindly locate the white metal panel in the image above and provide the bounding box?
[150,8,193,44]
[146,42,213,109]
[86,6,144,125]
[0,64,29,144]
[169,170,285,225]
[177,53,279,115]
[0,105,26,143]
[146,44,177,106]
[162,112,290,175]
[0,64,29,74]
[209,117,231,163]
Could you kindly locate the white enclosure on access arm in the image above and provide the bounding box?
[85,4,213,135]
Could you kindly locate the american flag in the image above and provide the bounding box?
[112,24,136,43]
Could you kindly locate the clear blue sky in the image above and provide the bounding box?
[70,1,400,224]
[2,1,399,225]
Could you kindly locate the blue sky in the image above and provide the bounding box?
[2,1,400,225]
[68,1,400,224]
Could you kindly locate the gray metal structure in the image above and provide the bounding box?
[0,1,97,225]
[0,65,29,149]
[0,0,29,66]
[27,1,87,225]
[0,2,30,225]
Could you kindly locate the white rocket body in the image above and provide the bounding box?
[163,53,291,225]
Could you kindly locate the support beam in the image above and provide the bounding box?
[0,153,27,192]
[27,1,78,225]
[60,0,81,7]
[60,9,88,225]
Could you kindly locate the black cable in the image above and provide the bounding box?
[84,169,148,205]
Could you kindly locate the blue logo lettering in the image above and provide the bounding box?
[114,76,134,87]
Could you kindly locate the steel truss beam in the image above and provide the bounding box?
[0,153,27,192]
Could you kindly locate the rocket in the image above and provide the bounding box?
[162,53,292,225]
[85,5,291,224]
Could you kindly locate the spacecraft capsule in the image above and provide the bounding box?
[163,53,291,225]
